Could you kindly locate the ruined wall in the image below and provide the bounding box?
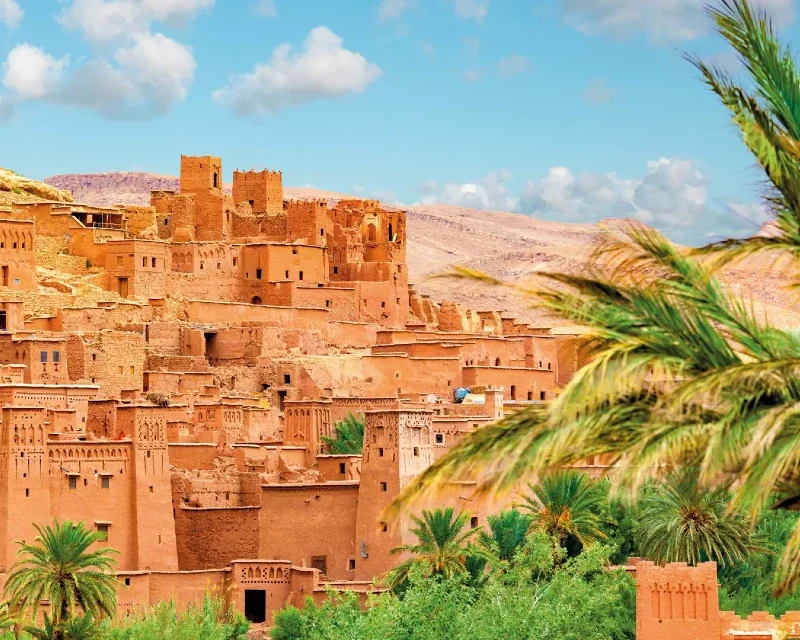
[232,169,283,216]
[175,506,260,570]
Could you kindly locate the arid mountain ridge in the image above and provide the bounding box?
[43,171,800,328]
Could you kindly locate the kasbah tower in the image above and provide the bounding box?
[0,154,590,625]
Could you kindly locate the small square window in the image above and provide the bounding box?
[378,448,384,457]
[339,462,346,474]
[52,351,60,363]
[40,351,47,363]
[435,433,444,444]
[101,476,110,489]
[333,266,338,275]
[381,301,386,308]
[124,577,131,586]
[151,257,156,268]
[68,476,77,489]
[470,517,479,529]
[164,219,169,226]
[12,242,16,249]
[96,523,109,540]
[283,374,291,384]
[348,559,356,570]
[380,482,387,492]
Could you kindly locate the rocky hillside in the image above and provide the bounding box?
[0,168,72,206]
[43,172,800,328]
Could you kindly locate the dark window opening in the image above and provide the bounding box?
[381,522,388,532]
[540,390,546,400]
[413,447,419,456]
[470,517,479,529]
[378,448,384,457]
[320,228,325,237]
[124,578,131,586]
[40,351,47,363]
[52,351,60,363]
[311,555,327,575]
[348,559,356,570]
[68,477,77,489]
[283,374,291,384]
[213,172,218,189]
[435,433,444,444]
[256,268,262,280]
[151,257,157,268]
[101,476,110,489]
[164,219,169,225]
[547,362,551,370]
[510,385,516,400]
[299,271,304,281]
[495,358,501,367]
[333,266,338,275]
[0,311,7,331]
[277,390,287,411]
[251,296,262,305]
[244,590,266,624]
[388,223,393,240]
[96,524,109,540]
[380,482,387,492]
[527,391,533,401]
[25,488,29,497]
[248,199,254,207]
[339,462,346,475]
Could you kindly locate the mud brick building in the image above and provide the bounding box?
[0,154,590,627]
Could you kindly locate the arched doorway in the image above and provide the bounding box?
[251,296,262,305]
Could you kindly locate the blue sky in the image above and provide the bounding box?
[0,0,797,244]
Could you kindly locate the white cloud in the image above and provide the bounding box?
[447,0,490,22]
[582,78,617,104]
[418,170,518,212]
[378,0,414,22]
[213,26,382,116]
[420,42,436,57]
[462,54,530,82]
[58,0,215,43]
[1,35,195,119]
[496,54,530,77]
[3,44,68,100]
[255,0,277,17]
[115,32,196,110]
[560,0,794,42]
[462,37,480,56]
[0,0,22,29]
[418,159,767,245]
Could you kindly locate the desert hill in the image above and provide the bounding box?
[43,171,800,328]
[0,168,73,206]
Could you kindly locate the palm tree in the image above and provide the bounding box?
[635,469,754,567]
[5,520,118,639]
[387,507,479,589]
[390,1,800,594]
[27,613,100,640]
[521,471,606,555]
[478,509,532,568]
[321,413,365,454]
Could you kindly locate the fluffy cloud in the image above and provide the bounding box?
[1,34,195,119]
[0,0,207,121]
[418,170,519,212]
[418,159,767,245]
[213,26,382,116]
[58,0,215,43]
[560,0,794,42]
[3,45,68,100]
[462,54,530,82]
[377,0,414,22]
[582,78,617,104]
[0,0,22,29]
[447,0,490,22]
[255,0,277,17]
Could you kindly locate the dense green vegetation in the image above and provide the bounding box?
[272,532,636,640]
[321,413,365,454]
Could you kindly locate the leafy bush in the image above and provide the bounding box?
[270,534,635,640]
